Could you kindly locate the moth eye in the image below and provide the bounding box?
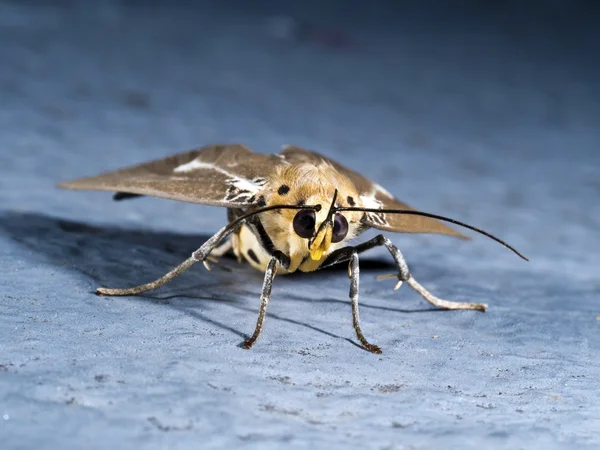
[293,210,316,239]
[332,213,349,243]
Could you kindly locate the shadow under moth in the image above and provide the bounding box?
[59,144,527,354]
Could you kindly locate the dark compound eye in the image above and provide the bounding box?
[332,213,349,243]
[293,209,316,239]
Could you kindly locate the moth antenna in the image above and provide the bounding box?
[337,207,529,261]
[309,189,339,249]
[327,189,339,221]
[223,203,322,242]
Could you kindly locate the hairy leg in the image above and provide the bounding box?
[348,251,382,354]
[242,255,279,349]
[97,219,246,296]
[321,234,487,312]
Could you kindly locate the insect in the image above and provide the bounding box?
[58,144,528,354]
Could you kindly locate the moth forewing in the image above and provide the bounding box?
[59,143,527,354]
[58,144,279,208]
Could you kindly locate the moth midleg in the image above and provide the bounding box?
[242,255,278,349]
[349,251,382,354]
[96,220,245,296]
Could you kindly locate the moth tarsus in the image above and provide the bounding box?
[349,251,382,354]
[242,256,279,350]
[96,255,198,297]
[59,143,527,353]
[406,277,487,312]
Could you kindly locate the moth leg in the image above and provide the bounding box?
[97,220,244,296]
[405,276,487,312]
[200,239,235,273]
[242,255,278,349]
[376,235,487,312]
[322,235,487,312]
[349,251,382,354]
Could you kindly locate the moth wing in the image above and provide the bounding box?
[279,145,468,239]
[58,144,281,208]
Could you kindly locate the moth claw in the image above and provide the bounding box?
[202,257,234,273]
[375,273,404,290]
[375,273,397,281]
[206,255,219,264]
[242,338,255,349]
[364,344,382,354]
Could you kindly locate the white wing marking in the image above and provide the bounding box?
[173,159,211,173]
[175,159,257,189]
[360,188,389,227]
[374,183,393,198]
[359,193,381,209]
[174,159,266,204]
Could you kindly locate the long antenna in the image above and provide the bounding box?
[336,207,528,261]
[230,203,322,236]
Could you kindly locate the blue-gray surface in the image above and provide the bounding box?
[1,1,599,449]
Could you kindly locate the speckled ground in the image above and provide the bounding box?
[1,1,599,449]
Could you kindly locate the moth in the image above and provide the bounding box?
[58,144,527,354]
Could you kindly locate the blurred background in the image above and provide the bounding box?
[1,2,599,448]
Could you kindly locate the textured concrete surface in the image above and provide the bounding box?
[1,1,599,449]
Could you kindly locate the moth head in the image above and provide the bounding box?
[291,190,348,260]
[260,163,363,269]
[285,191,357,264]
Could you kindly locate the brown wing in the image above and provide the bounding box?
[58,144,281,208]
[279,145,468,239]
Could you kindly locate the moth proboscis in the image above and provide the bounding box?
[58,143,528,354]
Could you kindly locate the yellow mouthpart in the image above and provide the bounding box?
[309,225,332,261]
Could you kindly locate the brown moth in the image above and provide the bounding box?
[58,144,527,354]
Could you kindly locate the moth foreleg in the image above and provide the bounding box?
[349,251,382,354]
[97,220,245,297]
[376,235,488,312]
[242,255,279,349]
